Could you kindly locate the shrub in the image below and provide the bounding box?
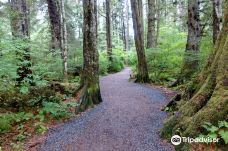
[39,101,78,120]
[99,51,109,75]
[0,118,12,133]
[108,48,126,72]
[0,112,34,133]
[126,51,137,67]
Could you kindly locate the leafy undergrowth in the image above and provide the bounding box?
[188,121,228,151]
[198,121,228,144]
[0,83,80,151]
[128,25,213,87]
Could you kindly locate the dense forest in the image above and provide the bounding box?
[0,0,227,150]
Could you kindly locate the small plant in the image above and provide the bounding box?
[13,112,34,122]
[17,124,24,130]
[10,143,23,151]
[15,132,26,142]
[39,102,68,119]
[15,131,31,142]
[0,118,12,133]
[0,112,34,133]
[39,101,78,119]
[35,122,47,134]
[197,121,228,144]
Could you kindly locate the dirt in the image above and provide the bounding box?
[33,68,174,151]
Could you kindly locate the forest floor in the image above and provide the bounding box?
[26,68,175,151]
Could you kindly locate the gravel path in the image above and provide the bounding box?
[38,68,174,151]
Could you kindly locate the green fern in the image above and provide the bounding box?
[199,121,228,144]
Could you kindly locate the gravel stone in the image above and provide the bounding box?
[38,68,174,151]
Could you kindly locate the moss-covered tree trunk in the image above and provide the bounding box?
[162,1,228,144]
[76,0,102,113]
[182,0,201,79]
[130,0,149,83]
[171,0,201,87]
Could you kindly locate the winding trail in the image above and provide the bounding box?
[38,68,174,151]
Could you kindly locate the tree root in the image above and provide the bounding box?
[76,84,102,113]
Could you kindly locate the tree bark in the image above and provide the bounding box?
[120,0,127,51]
[147,0,156,48]
[130,0,149,83]
[46,0,61,51]
[156,0,160,46]
[125,0,130,51]
[106,0,112,62]
[162,1,228,142]
[181,0,201,82]
[60,0,68,79]
[9,0,32,85]
[47,0,68,79]
[178,0,186,31]
[77,0,102,113]
[212,0,222,44]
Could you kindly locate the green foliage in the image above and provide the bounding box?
[127,51,137,67]
[39,101,78,119]
[10,142,23,151]
[0,112,34,133]
[39,102,68,119]
[15,131,27,142]
[129,25,213,85]
[34,122,47,134]
[0,38,20,92]
[146,26,186,84]
[99,48,126,74]
[99,51,109,75]
[19,85,29,94]
[198,121,228,144]
[108,48,126,72]
[0,118,12,133]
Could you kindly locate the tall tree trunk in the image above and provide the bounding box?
[156,0,160,46]
[125,0,130,51]
[147,0,156,48]
[181,0,201,81]
[130,0,149,83]
[212,0,222,44]
[162,2,228,142]
[122,15,127,51]
[60,0,68,79]
[77,0,102,113]
[94,0,98,40]
[9,0,32,85]
[178,0,186,31]
[106,0,112,62]
[120,0,127,51]
[47,0,68,79]
[46,0,61,51]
